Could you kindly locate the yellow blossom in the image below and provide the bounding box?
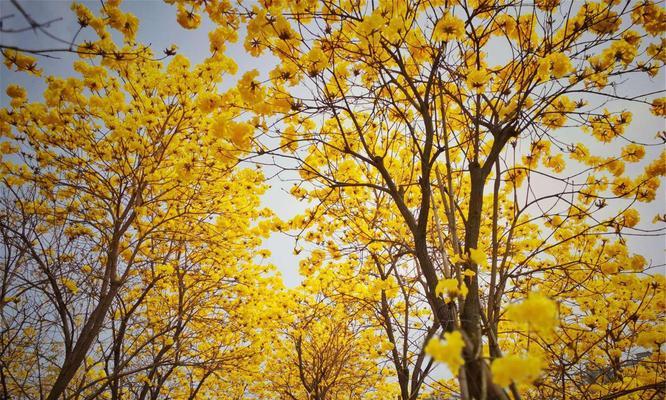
[636,325,665,348]
[465,68,489,92]
[549,52,574,78]
[491,354,543,387]
[229,122,254,149]
[468,247,488,269]
[62,278,79,295]
[650,97,666,116]
[535,0,560,10]
[238,69,264,104]
[6,84,27,108]
[176,4,200,29]
[435,278,468,302]
[621,208,640,228]
[5,84,25,99]
[433,14,465,42]
[2,49,41,75]
[629,254,646,271]
[621,144,646,162]
[506,292,558,332]
[425,331,465,373]
[544,154,565,173]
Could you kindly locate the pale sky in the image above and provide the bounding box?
[1,0,664,289]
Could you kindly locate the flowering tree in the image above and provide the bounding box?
[0,2,281,399]
[171,0,666,398]
[1,0,665,399]
[255,286,395,400]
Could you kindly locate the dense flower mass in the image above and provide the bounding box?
[1,0,664,399]
[506,293,559,333]
[491,354,544,387]
[425,331,466,374]
[433,13,466,42]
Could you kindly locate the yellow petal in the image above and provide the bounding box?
[468,247,488,269]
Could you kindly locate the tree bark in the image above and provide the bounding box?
[46,282,121,400]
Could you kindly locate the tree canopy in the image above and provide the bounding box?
[1,0,665,399]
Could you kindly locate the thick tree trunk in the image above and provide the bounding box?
[460,162,508,400]
[461,162,485,399]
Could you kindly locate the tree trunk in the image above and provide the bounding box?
[460,162,508,400]
[46,283,120,400]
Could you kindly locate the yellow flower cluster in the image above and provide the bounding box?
[469,247,488,269]
[433,14,465,42]
[62,278,79,295]
[636,324,666,349]
[435,278,468,303]
[2,49,41,76]
[176,4,201,29]
[651,97,666,116]
[491,354,543,387]
[5,84,27,108]
[621,208,641,228]
[425,331,465,374]
[506,293,558,333]
[536,52,573,81]
[465,68,490,92]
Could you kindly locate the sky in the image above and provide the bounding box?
[1,0,664,288]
